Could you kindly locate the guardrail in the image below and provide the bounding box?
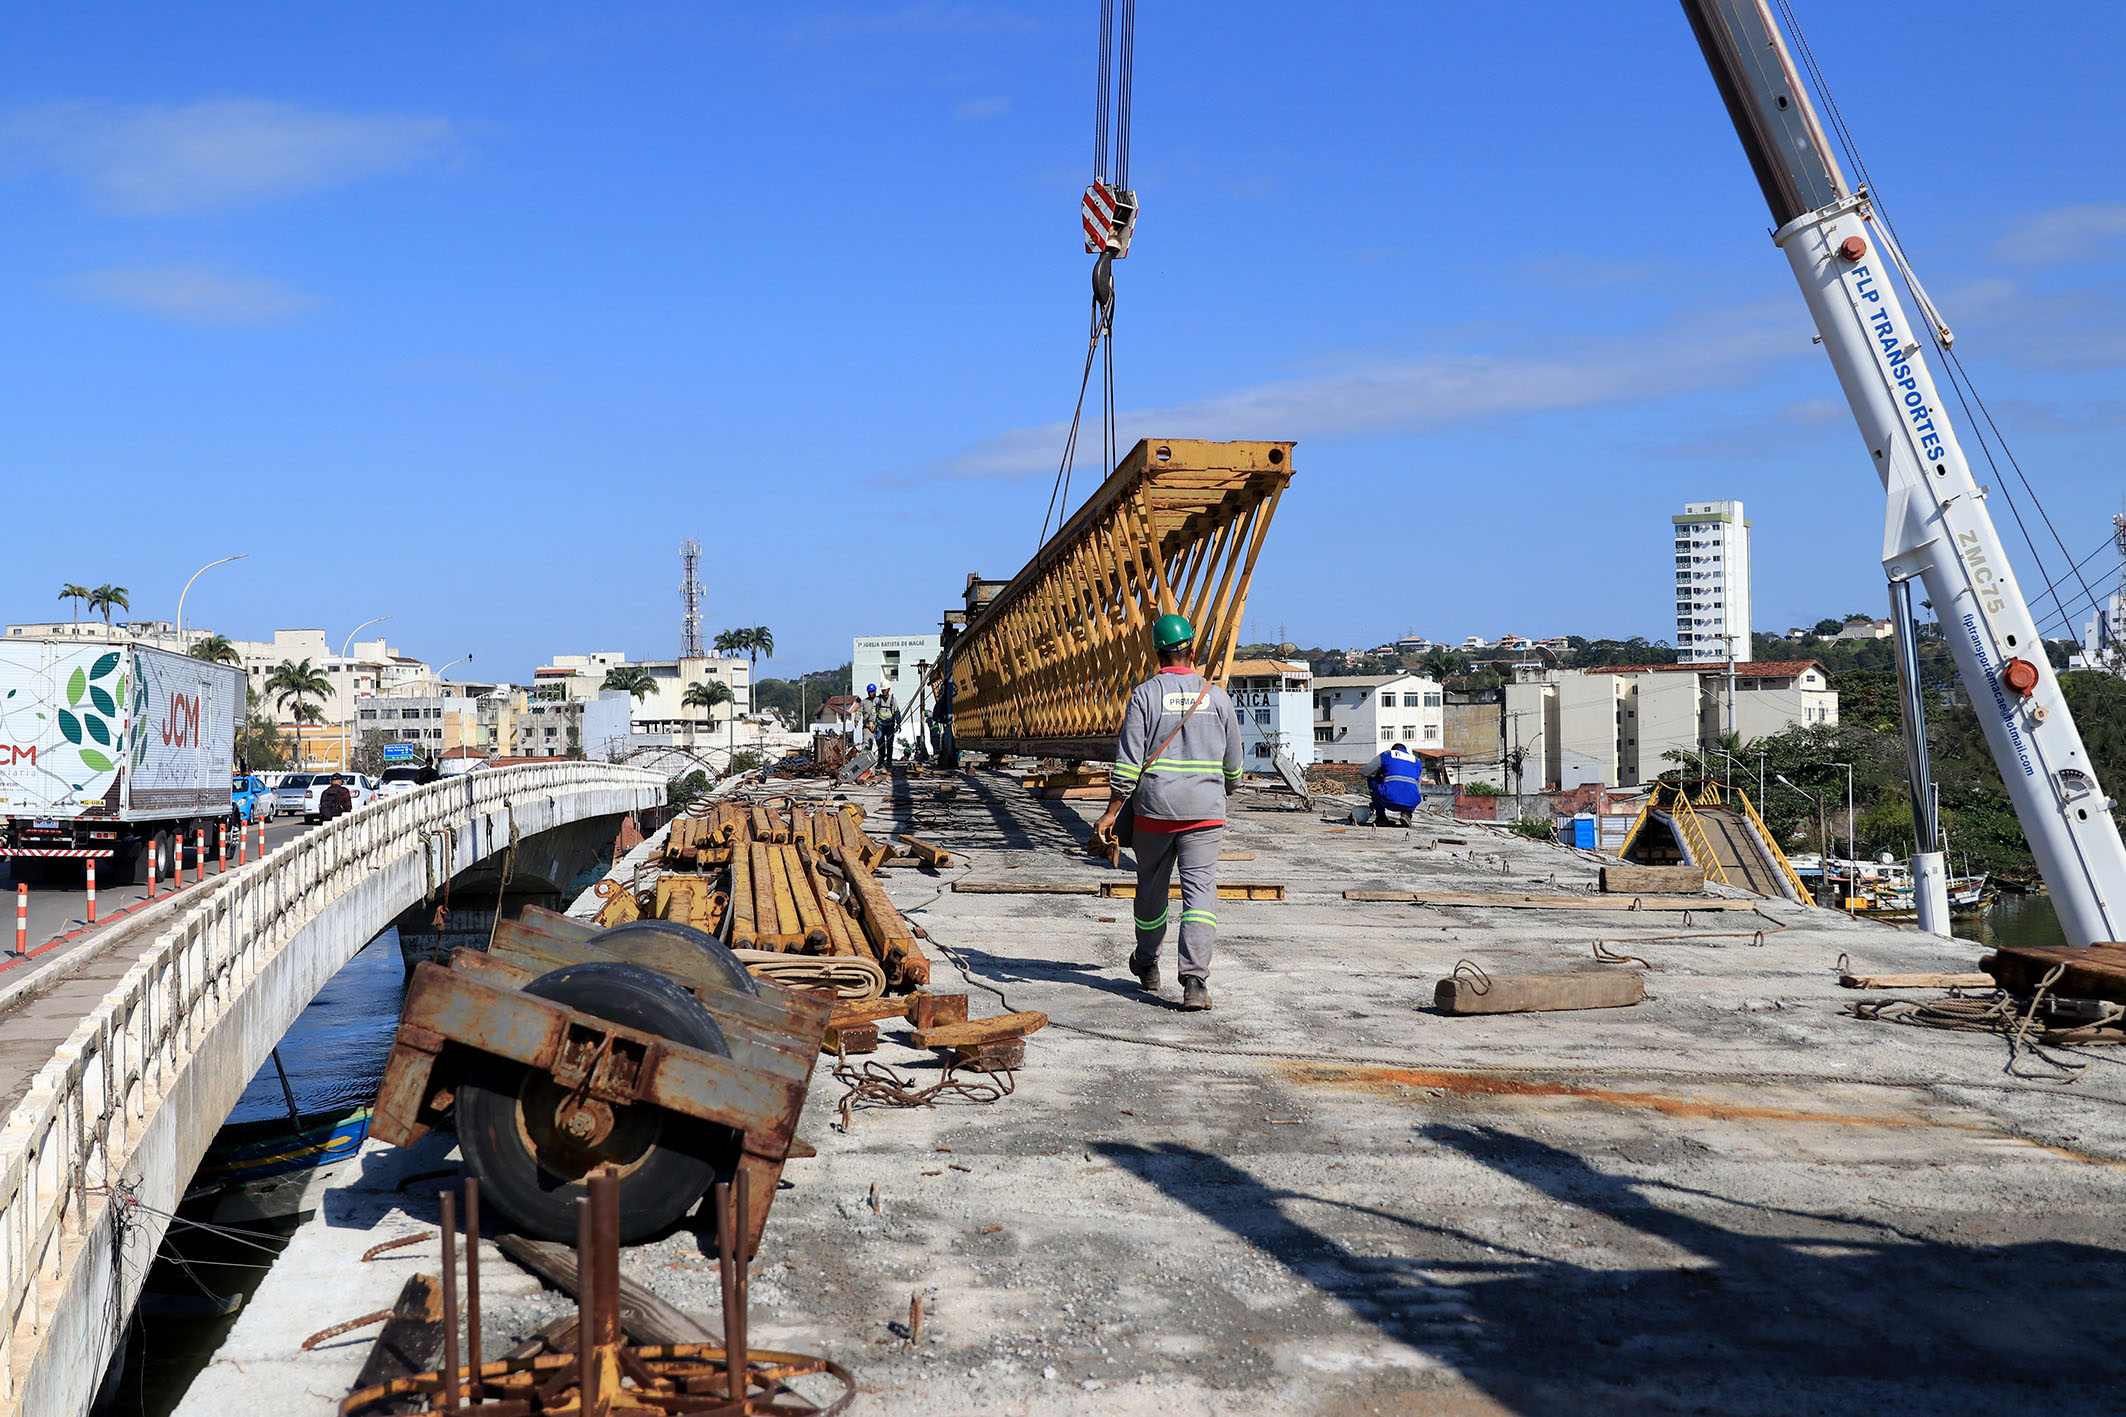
[0,761,663,1410]
[1698,781,1810,903]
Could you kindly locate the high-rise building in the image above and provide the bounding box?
[1672,500,1752,664]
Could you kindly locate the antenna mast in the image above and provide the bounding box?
[679,538,704,659]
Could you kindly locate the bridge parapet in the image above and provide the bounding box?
[0,761,665,1415]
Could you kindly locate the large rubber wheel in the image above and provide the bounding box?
[455,962,736,1244]
[593,920,760,998]
[148,831,174,881]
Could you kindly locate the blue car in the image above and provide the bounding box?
[231,774,275,824]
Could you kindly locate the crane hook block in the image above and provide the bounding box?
[1082,180,1138,257]
[2001,657,2041,697]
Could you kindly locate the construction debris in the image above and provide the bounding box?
[339,1171,854,1415]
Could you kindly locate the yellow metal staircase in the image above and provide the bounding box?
[1618,780,1808,902]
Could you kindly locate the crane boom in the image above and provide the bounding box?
[1681,0,2126,947]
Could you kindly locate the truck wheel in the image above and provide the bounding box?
[148,831,173,881]
[591,920,760,998]
[455,962,736,1244]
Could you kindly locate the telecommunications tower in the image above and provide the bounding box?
[679,538,704,660]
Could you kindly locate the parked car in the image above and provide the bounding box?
[231,774,275,824]
[271,772,321,817]
[302,773,380,823]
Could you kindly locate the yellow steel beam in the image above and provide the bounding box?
[947,438,1294,759]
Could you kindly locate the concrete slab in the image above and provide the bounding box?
[184,768,2126,1414]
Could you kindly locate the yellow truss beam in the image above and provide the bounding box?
[947,438,1294,760]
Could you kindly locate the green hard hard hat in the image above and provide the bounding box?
[1153,613,1195,649]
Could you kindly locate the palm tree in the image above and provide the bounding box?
[601,665,657,702]
[715,627,772,714]
[88,584,129,627]
[57,584,93,623]
[682,679,733,755]
[265,658,333,767]
[1421,647,1465,682]
[189,634,240,665]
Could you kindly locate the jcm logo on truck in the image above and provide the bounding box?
[0,746,36,767]
[160,692,200,748]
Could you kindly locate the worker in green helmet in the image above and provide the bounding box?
[1093,612,1244,1011]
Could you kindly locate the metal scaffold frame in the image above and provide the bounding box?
[947,438,1293,762]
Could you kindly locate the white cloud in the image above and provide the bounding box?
[1,100,456,216]
[68,266,318,324]
[901,302,1811,483]
[1994,202,2126,265]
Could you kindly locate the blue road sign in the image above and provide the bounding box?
[382,743,416,762]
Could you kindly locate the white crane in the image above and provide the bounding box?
[1681,0,2126,945]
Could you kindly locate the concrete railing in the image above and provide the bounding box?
[0,762,664,1416]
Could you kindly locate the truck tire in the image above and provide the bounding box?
[148,830,174,881]
[591,920,760,999]
[454,962,737,1244]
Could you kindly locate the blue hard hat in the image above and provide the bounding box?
[867,683,878,693]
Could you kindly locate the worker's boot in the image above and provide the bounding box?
[1180,977,1212,1011]
[1130,952,1161,993]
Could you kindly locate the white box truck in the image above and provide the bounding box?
[0,639,246,883]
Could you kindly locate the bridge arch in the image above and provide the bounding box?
[0,762,666,1416]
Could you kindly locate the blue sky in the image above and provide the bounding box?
[2,3,2122,679]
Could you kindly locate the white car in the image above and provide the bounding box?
[376,765,429,798]
[302,773,380,822]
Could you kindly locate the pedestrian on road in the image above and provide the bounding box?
[1093,613,1242,1011]
[319,774,353,822]
[1364,742,1424,827]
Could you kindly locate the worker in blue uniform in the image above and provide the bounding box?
[1364,742,1424,827]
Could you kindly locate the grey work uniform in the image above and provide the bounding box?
[1111,668,1243,982]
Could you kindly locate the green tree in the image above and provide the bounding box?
[265,658,333,767]
[349,728,389,776]
[235,687,291,771]
[601,665,656,701]
[189,634,240,665]
[88,584,130,626]
[683,679,735,762]
[57,583,93,623]
[1421,647,1465,681]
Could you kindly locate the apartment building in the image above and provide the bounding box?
[1312,674,1444,765]
[1227,658,1315,767]
[1674,500,1753,664]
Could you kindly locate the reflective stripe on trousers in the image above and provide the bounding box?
[1131,823,1224,982]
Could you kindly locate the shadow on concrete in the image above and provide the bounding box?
[946,943,1191,1011]
[889,769,1106,858]
[1095,1131,2126,1414]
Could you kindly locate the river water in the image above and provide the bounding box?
[1951,892,2068,953]
[226,927,407,1123]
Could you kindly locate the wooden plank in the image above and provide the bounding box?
[1599,864,1705,894]
[953,881,1100,895]
[1982,945,2126,1004]
[348,1274,444,1395]
[1098,881,1284,900]
[1434,970,1645,1015]
[908,1010,1049,1049]
[1345,891,1752,911]
[1839,972,1997,990]
[1041,785,1112,800]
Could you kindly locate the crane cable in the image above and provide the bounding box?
[1040,0,1134,548]
[1771,0,2106,643]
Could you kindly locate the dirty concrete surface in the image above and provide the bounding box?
[199,767,2126,1415]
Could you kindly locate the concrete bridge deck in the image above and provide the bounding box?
[0,762,664,1416]
[178,767,2126,1414]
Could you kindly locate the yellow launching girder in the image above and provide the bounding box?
[947,438,1294,761]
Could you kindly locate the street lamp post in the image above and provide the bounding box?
[1775,773,1828,906]
[176,554,247,646]
[339,617,392,773]
[1826,762,1856,871]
